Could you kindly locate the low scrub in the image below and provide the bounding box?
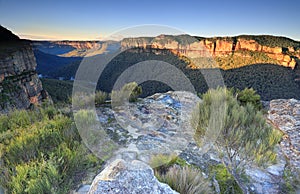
[0,107,101,193]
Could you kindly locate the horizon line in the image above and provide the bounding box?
[19,33,300,42]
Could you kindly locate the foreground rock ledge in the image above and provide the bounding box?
[88,159,178,194]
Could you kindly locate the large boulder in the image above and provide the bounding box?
[88,159,178,194]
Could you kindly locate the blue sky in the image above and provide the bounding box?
[0,0,299,40]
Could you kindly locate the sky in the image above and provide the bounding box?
[0,0,300,40]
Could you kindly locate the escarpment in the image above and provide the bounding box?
[121,35,299,69]
[0,26,50,112]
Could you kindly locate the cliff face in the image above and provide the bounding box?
[0,26,49,112]
[121,35,299,69]
[53,41,101,50]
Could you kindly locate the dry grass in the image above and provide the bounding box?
[155,165,213,194]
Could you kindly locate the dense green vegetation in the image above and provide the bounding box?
[42,79,141,107]
[0,106,101,193]
[101,49,297,100]
[214,50,280,69]
[238,35,300,49]
[195,35,300,50]
[40,49,300,101]
[41,78,73,103]
[192,87,282,193]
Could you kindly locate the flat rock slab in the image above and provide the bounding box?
[88,159,178,194]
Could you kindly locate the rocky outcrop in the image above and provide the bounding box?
[121,35,299,69]
[80,91,295,194]
[0,26,49,112]
[72,92,299,194]
[88,159,178,194]
[268,99,300,170]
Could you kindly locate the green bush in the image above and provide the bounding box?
[192,87,281,193]
[9,158,62,194]
[281,167,300,193]
[111,82,142,105]
[209,164,243,194]
[95,91,108,105]
[149,154,180,173]
[236,88,262,111]
[7,110,31,130]
[0,114,9,133]
[72,91,108,109]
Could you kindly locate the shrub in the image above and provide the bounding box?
[95,91,108,105]
[155,165,213,194]
[209,164,243,194]
[192,87,281,193]
[74,109,98,129]
[236,88,262,111]
[9,158,62,194]
[72,92,94,109]
[72,90,108,109]
[0,114,9,133]
[7,110,31,130]
[111,82,142,106]
[281,167,300,193]
[0,107,100,193]
[149,154,179,173]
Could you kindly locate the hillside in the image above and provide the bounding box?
[95,49,300,100]
[41,47,300,101]
[34,49,82,77]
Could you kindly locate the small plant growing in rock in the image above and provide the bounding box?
[155,165,213,194]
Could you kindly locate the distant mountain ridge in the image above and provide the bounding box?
[121,34,300,69]
[33,40,120,57]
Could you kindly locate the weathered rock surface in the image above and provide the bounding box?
[89,92,300,194]
[0,26,50,112]
[96,91,200,164]
[268,99,300,169]
[88,159,178,194]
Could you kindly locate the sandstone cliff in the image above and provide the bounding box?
[0,26,49,112]
[53,41,101,50]
[121,35,299,69]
